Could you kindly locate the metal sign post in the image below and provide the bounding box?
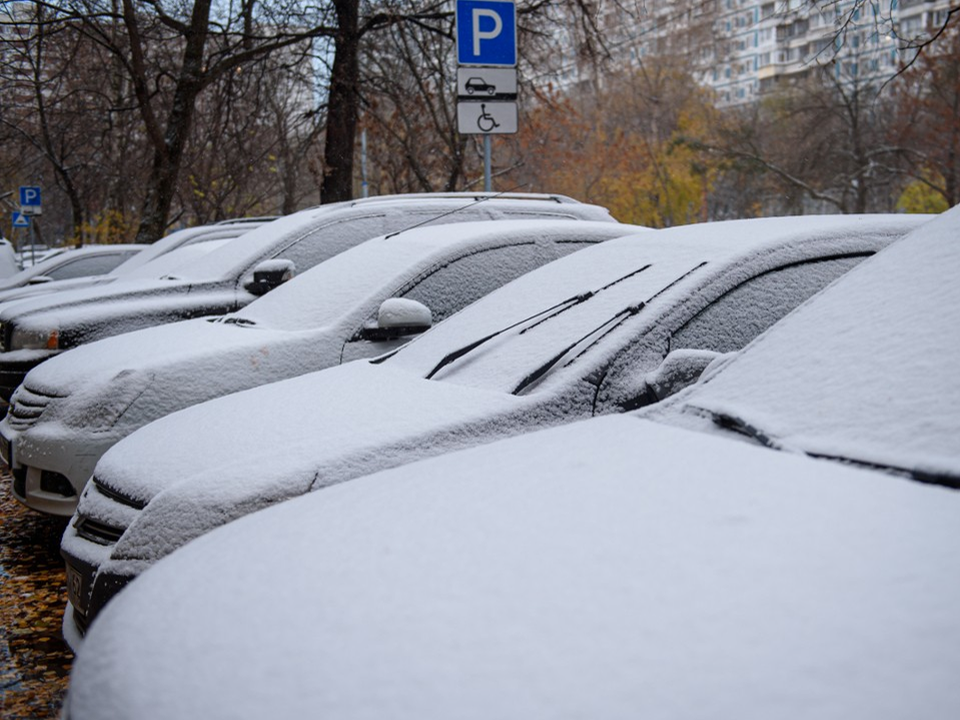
[455,0,518,191]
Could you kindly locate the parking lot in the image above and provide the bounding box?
[0,466,72,719]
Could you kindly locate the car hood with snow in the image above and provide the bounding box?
[4,219,632,514]
[64,414,960,720]
[57,212,928,646]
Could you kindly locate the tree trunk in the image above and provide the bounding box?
[320,0,361,204]
[134,0,213,243]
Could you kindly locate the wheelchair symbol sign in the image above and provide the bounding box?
[457,101,517,135]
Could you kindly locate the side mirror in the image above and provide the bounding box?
[27,275,53,285]
[644,349,730,402]
[244,259,296,296]
[360,298,432,341]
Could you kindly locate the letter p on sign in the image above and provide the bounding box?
[457,0,517,67]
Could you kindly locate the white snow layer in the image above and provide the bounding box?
[67,416,960,720]
[670,204,960,478]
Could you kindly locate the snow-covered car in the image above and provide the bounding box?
[0,244,146,293]
[2,219,636,515]
[0,193,614,400]
[58,212,927,646]
[0,219,273,308]
[0,238,19,278]
[63,206,960,720]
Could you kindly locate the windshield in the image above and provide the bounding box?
[109,223,264,276]
[386,236,714,392]
[670,209,959,485]
[121,240,234,280]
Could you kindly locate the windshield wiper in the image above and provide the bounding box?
[708,409,960,490]
[424,263,653,380]
[513,303,644,395]
[512,262,709,395]
[706,409,784,450]
[218,317,257,327]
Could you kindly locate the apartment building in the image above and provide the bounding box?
[552,0,954,106]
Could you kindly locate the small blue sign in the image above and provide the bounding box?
[19,185,41,208]
[456,0,517,67]
[11,211,30,228]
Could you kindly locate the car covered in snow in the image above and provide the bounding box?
[63,206,960,720]
[1,219,635,515]
[0,219,274,308]
[0,244,147,293]
[57,212,928,646]
[0,193,614,400]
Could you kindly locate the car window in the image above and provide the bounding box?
[45,252,136,280]
[399,240,596,323]
[269,215,387,274]
[668,254,868,354]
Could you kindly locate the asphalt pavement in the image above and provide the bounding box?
[0,467,72,719]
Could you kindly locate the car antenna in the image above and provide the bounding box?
[383,184,530,240]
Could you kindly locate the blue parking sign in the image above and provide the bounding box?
[19,186,41,207]
[456,0,517,67]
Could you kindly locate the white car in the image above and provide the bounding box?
[0,219,274,307]
[0,244,146,292]
[64,206,960,720]
[58,212,927,646]
[0,193,614,400]
[2,219,635,515]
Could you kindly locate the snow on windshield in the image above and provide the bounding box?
[386,215,916,394]
[677,207,958,479]
[120,239,233,280]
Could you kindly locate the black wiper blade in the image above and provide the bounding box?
[425,263,654,380]
[707,409,784,450]
[512,303,644,395]
[221,317,257,327]
[512,261,710,396]
[425,292,592,380]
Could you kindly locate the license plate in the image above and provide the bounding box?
[65,563,89,615]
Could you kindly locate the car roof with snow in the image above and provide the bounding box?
[173,193,615,283]
[0,194,613,321]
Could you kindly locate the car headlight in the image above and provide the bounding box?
[10,322,59,350]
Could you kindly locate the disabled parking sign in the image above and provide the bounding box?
[456,0,517,67]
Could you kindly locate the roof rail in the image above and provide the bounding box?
[345,192,581,207]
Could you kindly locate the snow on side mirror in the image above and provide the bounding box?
[244,258,296,296]
[644,348,729,402]
[361,298,432,341]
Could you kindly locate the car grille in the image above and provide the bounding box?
[74,516,125,545]
[6,385,64,430]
